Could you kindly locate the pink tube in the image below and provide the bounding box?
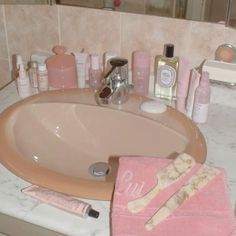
[176,57,191,113]
[22,185,99,219]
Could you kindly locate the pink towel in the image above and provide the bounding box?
[111,157,236,236]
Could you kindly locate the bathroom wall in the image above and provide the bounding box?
[0,4,236,87]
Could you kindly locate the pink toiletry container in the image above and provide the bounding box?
[47,45,77,89]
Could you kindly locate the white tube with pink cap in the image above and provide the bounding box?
[22,185,99,219]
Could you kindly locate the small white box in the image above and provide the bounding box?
[203,60,236,84]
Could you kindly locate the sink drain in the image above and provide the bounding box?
[89,162,111,177]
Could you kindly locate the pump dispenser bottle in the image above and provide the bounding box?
[17,64,31,98]
[192,71,210,124]
[154,44,179,101]
[89,54,102,89]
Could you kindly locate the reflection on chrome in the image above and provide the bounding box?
[33,155,39,163]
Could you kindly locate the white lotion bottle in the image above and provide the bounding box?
[186,69,200,118]
[74,51,89,88]
[192,71,210,124]
[37,63,49,92]
[17,64,31,98]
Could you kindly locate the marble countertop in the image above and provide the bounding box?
[0,83,236,236]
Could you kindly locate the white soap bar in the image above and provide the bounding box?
[140,100,167,114]
[203,59,236,84]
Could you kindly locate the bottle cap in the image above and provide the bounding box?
[164,44,174,58]
[91,54,100,70]
[16,55,23,69]
[88,208,99,218]
[31,61,38,68]
[38,63,47,72]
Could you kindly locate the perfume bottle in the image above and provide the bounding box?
[154,44,179,101]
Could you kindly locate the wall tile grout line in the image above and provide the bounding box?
[57,5,61,45]
[2,5,11,74]
[119,12,122,56]
[120,13,123,56]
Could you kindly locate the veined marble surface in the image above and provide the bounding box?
[0,83,235,235]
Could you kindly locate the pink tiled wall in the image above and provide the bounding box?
[0,4,236,87]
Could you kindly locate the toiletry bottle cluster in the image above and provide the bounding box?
[152,43,211,124]
[15,47,114,99]
[16,55,49,99]
[15,44,210,123]
[131,43,180,104]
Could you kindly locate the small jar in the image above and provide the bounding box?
[215,44,236,63]
[37,63,49,92]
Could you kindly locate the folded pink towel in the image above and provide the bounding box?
[112,157,236,236]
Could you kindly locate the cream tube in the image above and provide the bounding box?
[22,185,99,219]
[73,52,89,88]
[185,68,200,118]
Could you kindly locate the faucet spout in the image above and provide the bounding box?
[95,58,129,105]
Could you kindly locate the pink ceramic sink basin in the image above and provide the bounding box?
[0,89,206,200]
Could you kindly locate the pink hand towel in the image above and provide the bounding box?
[111,156,236,236]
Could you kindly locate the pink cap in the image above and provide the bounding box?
[132,50,150,68]
[91,54,100,70]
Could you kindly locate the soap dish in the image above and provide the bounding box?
[140,100,167,114]
[203,60,236,86]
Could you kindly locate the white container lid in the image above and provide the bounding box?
[203,59,236,84]
[38,63,47,72]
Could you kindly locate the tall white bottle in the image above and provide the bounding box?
[192,71,210,124]
[17,64,31,98]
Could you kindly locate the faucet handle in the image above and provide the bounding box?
[104,58,128,80]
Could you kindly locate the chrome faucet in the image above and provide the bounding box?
[95,58,130,105]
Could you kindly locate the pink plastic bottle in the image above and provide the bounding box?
[176,57,191,113]
[47,45,77,89]
[192,71,210,124]
[132,50,150,96]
